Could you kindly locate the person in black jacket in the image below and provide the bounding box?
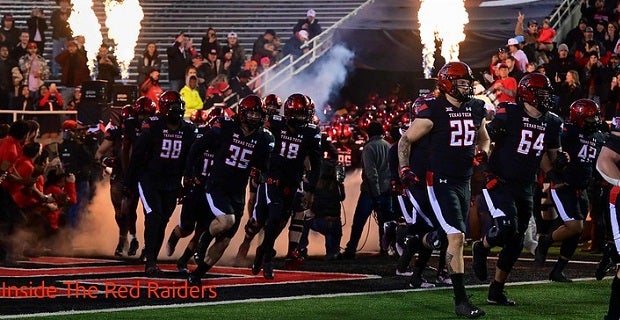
[166,32,192,91]
[27,8,47,56]
[298,158,345,260]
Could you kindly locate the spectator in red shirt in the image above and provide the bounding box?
[491,63,517,103]
[536,19,556,64]
[139,66,163,111]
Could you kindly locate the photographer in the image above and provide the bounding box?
[58,120,96,228]
[298,158,345,261]
[96,44,120,102]
[27,8,47,56]
[36,83,64,137]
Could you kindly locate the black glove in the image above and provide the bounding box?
[390,179,404,196]
[483,171,501,189]
[554,151,570,170]
[399,166,419,187]
[101,156,115,168]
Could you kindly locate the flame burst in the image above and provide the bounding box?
[418,0,469,78]
[104,0,144,80]
[67,0,103,77]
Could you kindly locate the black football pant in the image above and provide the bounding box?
[139,183,179,269]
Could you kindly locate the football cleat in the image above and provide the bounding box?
[127,239,139,256]
[436,270,453,285]
[487,290,516,306]
[549,270,572,283]
[455,299,486,318]
[263,262,274,279]
[396,267,414,277]
[114,237,127,257]
[187,273,202,286]
[145,266,163,278]
[177,261,190,275]
[284,250,305,270]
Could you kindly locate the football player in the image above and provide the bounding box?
[165,108,218,273]
[595,117,620,320]
[398,62,489,318]
[119,96,157,257]
[251,93,321,279]
[94,105,132,256]
[187,95,274,286]
[534,99,605,282]
[124,91,197,276]
[470,73,563,305]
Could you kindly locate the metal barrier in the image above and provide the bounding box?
[549,0,580,42]
[0,110,78,123]
[241,0,375,96]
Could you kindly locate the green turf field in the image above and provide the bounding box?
[15,279,612,320]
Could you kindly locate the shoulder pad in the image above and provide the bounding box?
[148,116,159,121]
[272,115,283,121]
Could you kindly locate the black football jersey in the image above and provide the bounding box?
[186,116,274,195]
[187,125,215,184]
[558,124,605,188]
[416,95,486,178]
[487,102,563,184]
[126,116,197,190]
[333,139,363,172]
[103,125,123,173]
[266,115,322,190]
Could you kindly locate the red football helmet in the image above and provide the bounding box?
[120,105,135,121]
[189,109,209,125]
[263,93,282,116]
[367,92,380,104]
[517,73,554,114]
[238,94,266,129]
[437,61,474,102]
[158,91,185,120]
[133,96,157,117]
[284,93,311,126]
[569,98,601,133]
[329,123,353,141]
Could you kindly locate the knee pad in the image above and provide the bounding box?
[486,217,517,247]
[423,230,443,250]
[210,214,235,236]
[404,234,421,252]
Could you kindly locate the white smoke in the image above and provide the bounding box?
[418,0,469,78]
[104,0,144,80]
[269,45,354,122]
[67,0,103,77]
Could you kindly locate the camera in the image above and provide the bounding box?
[335,163,345,183]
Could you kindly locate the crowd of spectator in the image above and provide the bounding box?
[0,0,322,134]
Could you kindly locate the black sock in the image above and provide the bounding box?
[178,248,193,266]
[192,262,212,278]
[489,280,504,294]
[552,257,569,274]
[288,241,298,254]
[450,273,467,304]
[608,275,620,318]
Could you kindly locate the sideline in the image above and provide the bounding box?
[2,277,604,319]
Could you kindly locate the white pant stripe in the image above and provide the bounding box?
[610,203,620,255]
[427,185,460,235]
[205,192,226,217]
[137,182,152,214]
[482,188,506,219]
[550,188,574,222]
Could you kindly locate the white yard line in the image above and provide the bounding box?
[2,277,606,319]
